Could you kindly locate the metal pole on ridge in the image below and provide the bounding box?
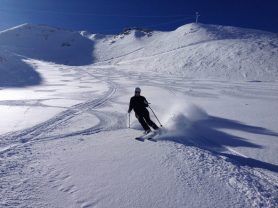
[195,12,200,24]
[148,105,163,127]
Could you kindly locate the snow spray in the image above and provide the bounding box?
[160,100,208,138]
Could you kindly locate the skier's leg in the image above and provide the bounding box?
[137,114,151,131]
[143,110,159,130]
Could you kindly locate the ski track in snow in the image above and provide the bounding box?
[0,65,121,207]
[0,69,117,147]
[1,63,278,207]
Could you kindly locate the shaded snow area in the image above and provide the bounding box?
[1,23,278,208]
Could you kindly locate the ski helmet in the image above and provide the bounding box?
[135,87,141,93]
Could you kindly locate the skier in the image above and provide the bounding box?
[128,87,159,134]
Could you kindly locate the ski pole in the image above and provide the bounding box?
[148,105,163,127]
[128,113,130,128]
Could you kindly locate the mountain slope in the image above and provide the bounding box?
[0,23,278,208]
[0,23,95,87]
[1,23,278,86]
[0,23,94,66]
[1,60,277,208]
[94,23,278,81]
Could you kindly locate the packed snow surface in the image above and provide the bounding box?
[0,23,278,208]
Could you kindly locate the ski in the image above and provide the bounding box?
[147,137,157,142]
[135,137,157,142]
[135,137,145,142]
[135,130,159,142]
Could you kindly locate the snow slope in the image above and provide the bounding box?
[0,50,42,87]
[0,24,94,65]
[1,23,278,208]
[0,23,93,87]
[1,22,277,87]
[93,23,278,81]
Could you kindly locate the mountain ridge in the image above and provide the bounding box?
[0,22,277,86]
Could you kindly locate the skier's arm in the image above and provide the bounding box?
[128,98,133,113]
[143,97,149,107]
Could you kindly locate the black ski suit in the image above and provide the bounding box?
[128,95,158,131]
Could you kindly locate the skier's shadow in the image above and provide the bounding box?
[160,115,278,173]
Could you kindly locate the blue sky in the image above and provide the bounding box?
[0,0,277,34]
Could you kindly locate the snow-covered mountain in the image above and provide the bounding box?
[1,23,278,208]
[0,23,94,65]
[0,23,278,87]
[94,23,278,81]
[0,23,94,86]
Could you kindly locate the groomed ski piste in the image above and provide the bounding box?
[0,23,278,208]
